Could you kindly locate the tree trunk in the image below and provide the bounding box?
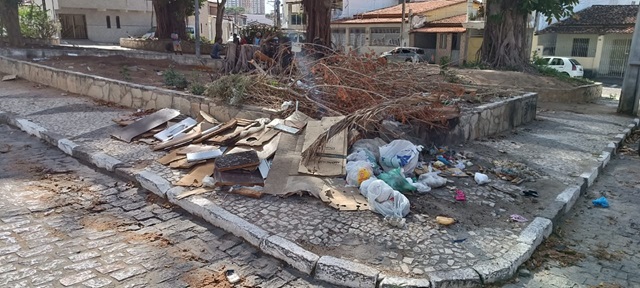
[215,0,226,41]
[302,0,331,45]
[0,0,23,46]
[480,0,529,69]
[153,0,187,39]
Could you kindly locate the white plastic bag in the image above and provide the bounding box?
[360,179,410,219]
[409,178,431,194]
[419,172,447,188]
[379,140,423,175]
[346,148,380,174]
[474,172,490,185]
[345,161,374,187]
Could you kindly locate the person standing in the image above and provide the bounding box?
[170,31,183,55]
[254,32,262,45]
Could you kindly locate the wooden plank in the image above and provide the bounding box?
[235,128,280,147]
[169,158,203,169]
[215,150,260,172]
[157,150,185,165]
[229,187,264,199]
[176,145,220,155]
[214,169,264,187]
[193,119,238,144]
[175,162,215,187]
[111,108,180,143]
[175,188,212,200]
[152,122,204,151]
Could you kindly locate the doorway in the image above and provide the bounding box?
[59,14,88,39]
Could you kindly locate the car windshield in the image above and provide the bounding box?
[416,49,425,54]
[569,59,581,65]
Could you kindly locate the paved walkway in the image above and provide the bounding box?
[0,74,635,279]
[0,124,327,287]
[501,141,640,287]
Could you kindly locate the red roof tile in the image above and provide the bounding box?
[412,27,466,33]
[362,0,466,17]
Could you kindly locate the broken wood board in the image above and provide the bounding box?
[215,150,260,172]
[301,116,347,157]
[320,185,370,211]
[235,118,254,126]
[152,122,204,151]
[214,169,264,187]
[157,150,185,165]
[154,117,197,142]
[235,128,279,147]
[193,119,238,144]
[256,134,281,160]
[176,162,215,187]
[199,111,219,124]
[186,147,227,162]
[111,108,180,143]
[229,186,264,199]
[2,74,17,81]
[176,144,220,155]
[176,188,212,200]
[298,157,346,177]
[169,158,203,169]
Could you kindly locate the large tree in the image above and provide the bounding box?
[302,0,332,45]
[152,0,205,39]
[0,0,23,46]
[481,0,578,69]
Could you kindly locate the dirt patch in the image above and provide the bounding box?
[181,268,234,288]
[589,283,625,288]
[32,55,213,88]
[620,129,640,156]
[454,69,578,90]
[525,234,586,269]
[79,214,128,231]
[126,232,172,247]
[593,246,623,262]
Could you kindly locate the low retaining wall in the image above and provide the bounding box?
[386,94,538,145]
[536,83,602,103]
[0,55,265,121]
[0,37,61,46]
[120,38,218,56]
[0,47,224,68]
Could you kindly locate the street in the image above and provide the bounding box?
[0,124,323,288]
[503,142,640,288]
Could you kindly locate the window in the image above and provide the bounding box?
[569,58,581,66]
[370,27,400,46]
[571,38,589,57]
[115,16,121,29]
[200,24,203,34]
[331,28,346,50]
[439,34,447,49]
[290,13,306,25]
[106,16,111,28]
[348,28,366,48]
[550,58,564,66]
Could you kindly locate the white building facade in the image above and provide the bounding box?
[44,0,155,43]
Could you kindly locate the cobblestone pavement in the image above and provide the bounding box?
[0,76,634,277]
[501,151,640,288]
[0,124,327,288]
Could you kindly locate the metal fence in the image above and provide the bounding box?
[369,27,400,46]
[598,38,632,78]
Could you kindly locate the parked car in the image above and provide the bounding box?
[380,47,427,63]
[541,56,584,78]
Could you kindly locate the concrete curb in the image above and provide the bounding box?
[1,111,638,287]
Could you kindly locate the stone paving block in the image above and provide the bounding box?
[15,118,47,138]
[598,151,611,169]
[623,128,631,136]
[536,200,566,227]
[83,277,113,288]
[110,265,147,281]
[260,235,320,275]
[580,166,599,188]
[517,217,552,246]
[68,250,100,262]
[428,268,480,288]
[380,276,431,287]
[175,196,270,247]
[57,139,79,155]
[314,256,379,288]
[135,171,172,197]
[59,270,96,286]
[555,185,581,214]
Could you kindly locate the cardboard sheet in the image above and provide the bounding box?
[157,150,184,165]
[235,129,280,147]
[319,186,370,211]
[297,157,346,177]
[175,162,215,187]
[301,116,347,157]
[214,169,264,187]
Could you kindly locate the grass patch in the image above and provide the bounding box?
[205,74,250,106]
[163,67,188,89]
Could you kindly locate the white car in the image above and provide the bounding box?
[541,56,584,77]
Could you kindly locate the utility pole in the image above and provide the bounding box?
[195,0,201,58]
[618,6,640,116]
[400,0,406,46]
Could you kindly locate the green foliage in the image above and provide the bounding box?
[18,4,59,39]
[120,66,132,81]
[185,0,207,17]
[518,0,579,22]
[190,83,205,95]
[205,74,250,106]
[163,67,188,89]
[225,6,245,15]
[239,25,282,44]
[439,56,450,69]
[462,60,489,69]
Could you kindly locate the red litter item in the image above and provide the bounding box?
[455,190,466,201]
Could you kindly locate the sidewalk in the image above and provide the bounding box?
[0,74,637,287]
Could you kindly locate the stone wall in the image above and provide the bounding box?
[0,37,60,46]
[535,83,602,104]
[119,38,220,56]
[0,55,268,122]
[0,47,224,69]
[395,93,538,146]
